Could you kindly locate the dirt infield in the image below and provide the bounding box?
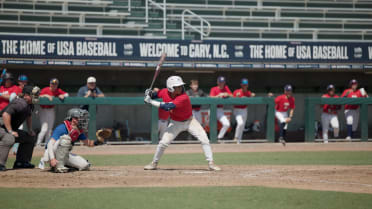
[28,141,372,156]
[1,143,372,194]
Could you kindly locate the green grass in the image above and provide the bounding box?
[1,186,372,209]
[6,151,372,168]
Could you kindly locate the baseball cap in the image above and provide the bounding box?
[284,84,293,91]
[22,85,33,95]
[217,76,226,83]
[18,75,28,82]
[87,76,96,83]
[241,78,249,85]
[50,78,59,84]
[349,79,358,86]
[327,84,335,91]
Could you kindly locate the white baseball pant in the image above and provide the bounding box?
[217,108,230,139]
[344,109,359,131]
[275,111,288,129]
[36,108,56,145]
[41,140,90,170]
[321,113,339,141]
[233,108,248,141]
[153,117,213,163]
[192,109,202,124]
[158,119,169,140]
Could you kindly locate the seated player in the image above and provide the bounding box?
[38,108,98,173]
[143,76,221,171]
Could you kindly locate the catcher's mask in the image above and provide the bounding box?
[65,108,90,131]
[21,86,40,104]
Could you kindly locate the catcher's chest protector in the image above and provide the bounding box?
[64,120,83,142]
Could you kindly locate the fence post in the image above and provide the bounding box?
[209,104,217,143]
[88,104,97,140]
[360,103,368,141]
[151,105,159,144]
[266,98,275,142]
[304,97,315,142]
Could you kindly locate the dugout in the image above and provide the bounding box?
[4,64,372,142]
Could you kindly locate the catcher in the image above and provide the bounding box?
[38,108,111,173]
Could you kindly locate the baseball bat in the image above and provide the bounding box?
[148,53,166,90]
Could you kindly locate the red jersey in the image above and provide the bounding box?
[341,88,365,110]
[157,88,192,122]
[209,85,232,108]
[40,87,67,109]
[158,108,170,120]
[322,94,340,114]
[14,86,22,95]
[0,85,20,110]
[233,88,252,109]
[275,94,295,112]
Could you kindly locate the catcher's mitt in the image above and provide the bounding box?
[95,128,112,145]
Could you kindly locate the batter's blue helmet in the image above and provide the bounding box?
[18,75,28,82]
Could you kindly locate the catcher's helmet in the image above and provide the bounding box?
[66,108,90,130]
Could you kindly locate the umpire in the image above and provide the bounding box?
[0,85,39,171]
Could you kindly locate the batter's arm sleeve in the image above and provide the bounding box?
[47,138,56,160]
[159,102,176,111]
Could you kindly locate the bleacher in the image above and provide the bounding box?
[0,0,371,41]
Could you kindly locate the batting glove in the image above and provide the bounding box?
[144,95,152,104]
[145,89,153,97]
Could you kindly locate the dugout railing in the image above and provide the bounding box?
[38,97,275,144]
[304,97,372,142]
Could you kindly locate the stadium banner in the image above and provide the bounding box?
[1,35,372,67]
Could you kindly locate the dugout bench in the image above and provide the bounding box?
[304,97,372,142]
[38,97,276,144]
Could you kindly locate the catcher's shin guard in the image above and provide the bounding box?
[55,135,72,173]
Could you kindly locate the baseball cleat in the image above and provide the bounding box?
[55,166,69,173]
[278,137,286,146]
[324,140,329,144]
[345,136,352,141]
[208,162,221,171]
[38,160,45,170]
[0,164,6,172]
[144,162,158,170]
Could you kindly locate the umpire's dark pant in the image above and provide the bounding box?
[0,127,36,166]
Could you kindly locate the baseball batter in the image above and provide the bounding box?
[321,84,340,143]
[341,79,368,140]
[36,78,69,146]
[232,78,255,144]
[186,79,206,124]
[275,85,295,146]
[38,108,95,173]
[209,76,233,140]
[144,76,221,171]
